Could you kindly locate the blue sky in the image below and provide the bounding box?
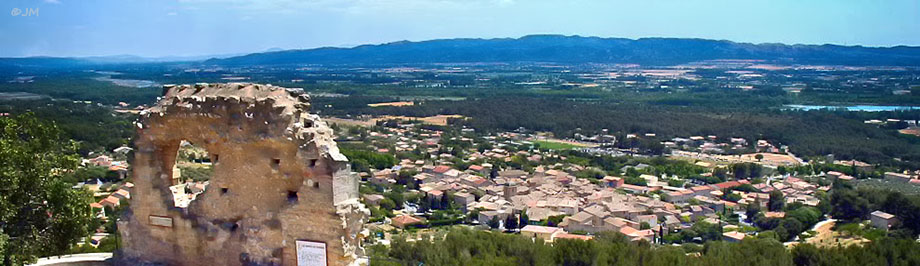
[1,0,919,57]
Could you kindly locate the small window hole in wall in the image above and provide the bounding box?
[287,190,298,203]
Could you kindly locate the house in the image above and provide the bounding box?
[113,189,131,200]
[620,227,655,242]
[885,172,914,183]
[478,210,512,225]
[870,211,896,230]
[363,194,385,206]
[526,207,562,223]
[722,231,746,242]
[554,233,593,241]
[370,169,396,186]
[688,205,714,221]
[443,169,462,179]
[690,185,715,196]
[391,215,426,228]
[521,225,564,242]
[413,173,436,184]
[764,212,785,219]
[602,176,624,188]
[100,195,120,208]
[835,160,874,172]
[662,215,682,229]
[664,190,694,203]
[452,192,476,210]
[604,217,638,232]
[560,211,599,233]
[468,165,487,175]
[620,184,654,194]
[634,214,658,228]
[87,155,113,167]
[430,165,452,176]
[499,169,528,179]
[461,175,490,188]
[538,197,578,215]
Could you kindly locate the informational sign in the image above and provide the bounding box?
[296,240,327,266]
[148,215,173,228]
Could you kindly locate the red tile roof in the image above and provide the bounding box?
[433,165,451,173]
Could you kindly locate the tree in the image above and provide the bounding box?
[0,114,94,265]
[546,215,567,227]
[505,215,518,230]
[488,216,501,229]
[746,199,762,222]
[519,211,530,228]
[768,190,785,212]
[830,188,870,221]
[778,218,804,241]
[777,166,787,175]
[755,154,764,162]
[379,198,397,211]
[439,193,450,210]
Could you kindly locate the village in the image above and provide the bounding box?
[309,115,920,248]
[62,110,920,254]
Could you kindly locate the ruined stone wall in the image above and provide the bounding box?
[118,83,367,266]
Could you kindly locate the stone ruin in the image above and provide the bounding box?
[117,83,368,266]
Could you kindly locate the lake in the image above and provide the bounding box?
[784,104,920,112]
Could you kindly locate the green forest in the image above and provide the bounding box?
[369,228,920,266]
[0,99,135,154]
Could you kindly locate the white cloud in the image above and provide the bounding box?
[44,0,62,4]
[167,12,178,16]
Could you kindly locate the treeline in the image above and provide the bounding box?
[830,181,920,238]
[0,100,135,154]
[339,144,398,172]
[369,228,920,266]
[0,71,160,105]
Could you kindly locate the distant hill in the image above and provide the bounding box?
[0,53,245,69]
[206,35,920,66]
[4,35,920,68]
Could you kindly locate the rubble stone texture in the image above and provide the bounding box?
[118,83,367,266]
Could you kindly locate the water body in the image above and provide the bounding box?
[785,104,920,112]
[92,71,159,88]
[0,92,50,101]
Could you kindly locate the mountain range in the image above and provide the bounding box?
[5,35,920,67]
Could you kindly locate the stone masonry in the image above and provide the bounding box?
[118,83,367,266]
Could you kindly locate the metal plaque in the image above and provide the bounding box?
[296,240,327,266]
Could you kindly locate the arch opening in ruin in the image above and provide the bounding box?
[169,140,213,208]
[117,83,367,266]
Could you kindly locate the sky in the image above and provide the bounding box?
[1,0,919,57]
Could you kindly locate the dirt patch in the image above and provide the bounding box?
[738,153,802,166]
[368,101,414,107]
[325,114,464,127]
[805,220,869,248]
[899,128,920,137]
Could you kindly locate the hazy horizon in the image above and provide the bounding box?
[2,0,919,58]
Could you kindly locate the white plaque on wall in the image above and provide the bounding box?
[296,240,327,266]
[148,215,173,227]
